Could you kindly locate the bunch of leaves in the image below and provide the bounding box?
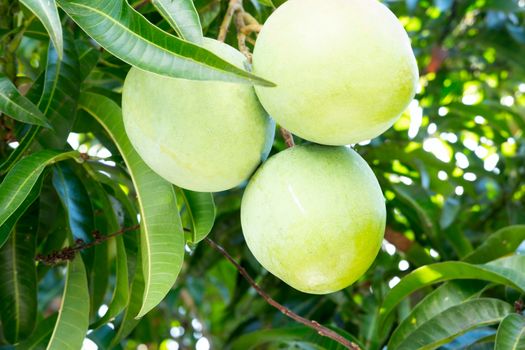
[0,0,524,349]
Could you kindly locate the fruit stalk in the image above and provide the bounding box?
[205,237,361,350]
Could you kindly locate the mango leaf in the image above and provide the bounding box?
[230,326,364,350]
[0,175,43,256]
[110,251,144,347]
[257,0,275,7]
[77,92,184,318]
[0,74,51,127]
[152,0,203,43]
[388,280,485,349]
[394,299,513,350]
[0,207,39,343]
[75,39,101,82]
[380,255,525,323]
[19,0,63,58]
[90,181,129,329]
[180,189,216,243]
[463,225,525,264]
[1,32,80,176]
[52,162,95,243]
[35,32,81,150]
[0,150,79,248]
[16,314,58,350]
[56,0,273,86]
[46,254,89,350]
[495,314,525,350]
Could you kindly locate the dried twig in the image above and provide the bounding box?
[205,238,360,350]
[35,225,140,265]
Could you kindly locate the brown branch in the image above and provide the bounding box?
[205,238,360,350]
[35,224,140,265]
[217,0,242,42]
[280,127,295,148]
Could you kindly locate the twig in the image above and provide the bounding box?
[205,238,360,350]
[133,0,150,10]
[217,0,242,42]
[35,225,140,265]
[280,128,295,148]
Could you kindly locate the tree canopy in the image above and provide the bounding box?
[0,0,524,349]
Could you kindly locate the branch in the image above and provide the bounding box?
[217,0,242,42]
[205,238,360,350]
[35,224,140,265]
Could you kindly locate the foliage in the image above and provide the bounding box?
[0,0,524,349]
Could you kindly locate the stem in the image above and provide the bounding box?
[35,225,140,265]
[280,127,295,148]
[217,0,242,42]
[205,238,361,350]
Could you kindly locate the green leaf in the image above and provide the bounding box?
[257,0,275,7]
[152,0,203,43]
[495,314,525,350]
[180,189,216,243]
[77,92,184,318]
[0,174,43,256]
[52,162,95,243]
[56,0,274,86]
[110,252,144,347]
[0,208,39,343]
[75,40,101,82]
[230,326,363,350]
[380,255,525,323]
[394,299,513,350]
[19,0,63,58]
[90,181,129,329]
[463,226,525,264]
[17,314,58,350]
[388,281,485,349]
[0,150,79,248]
[34,32,81,150]
[0,74,51,128]
[1,30,80,176]
[46,255,89,350]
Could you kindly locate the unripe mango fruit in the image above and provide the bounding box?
[122,38,275,192]
[252,0,419,146]
[241,144,386,294]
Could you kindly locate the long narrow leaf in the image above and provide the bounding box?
[77,92,184,318]
[20,0,63,58]
[90,180,129,329]
[0,74,50,127]
[495,314,525,350]
[56,0,273,86]
[380,255,525,323]
[463,225,525,264]
[0,150,79,248]
[395,299,512,350]
[388,281,485,349]
[180,189,215,243]
[17,314,58,350]
[152,0,204,43]
[46,255,89,350]
[52,162,95,243]
[0,208,39,343]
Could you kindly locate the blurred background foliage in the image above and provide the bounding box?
[1,0,525,349]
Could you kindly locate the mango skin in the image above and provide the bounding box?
[252,0,419,146]
[122,38,275,192]
[241,144,386,294]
